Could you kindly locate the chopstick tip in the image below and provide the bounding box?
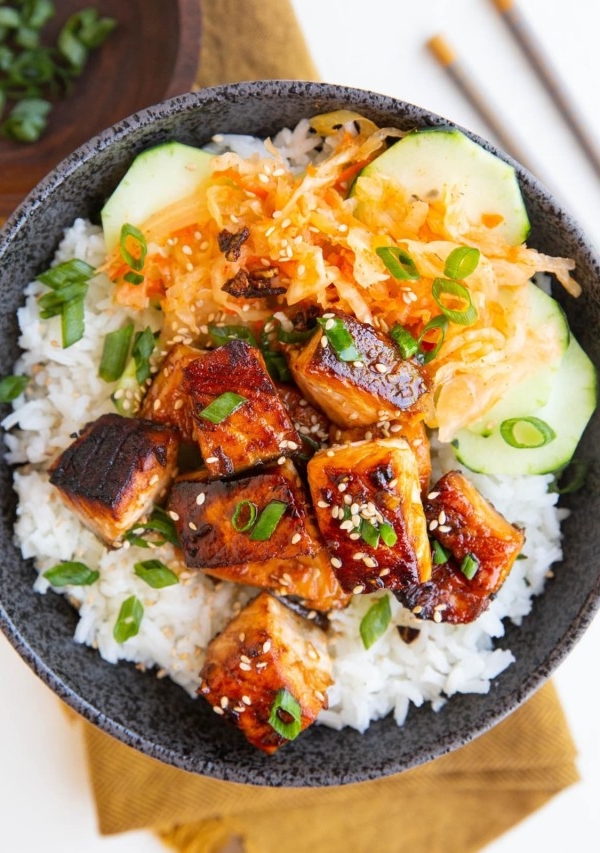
[490,0,515,12]
[426,35,456,67]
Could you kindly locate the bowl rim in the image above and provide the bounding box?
[1,79,600,784]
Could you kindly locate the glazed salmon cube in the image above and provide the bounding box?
[288,309,430,428]
[206,546,352,612]
[198,592,332,754]
[184,340,301,477]
[330,417,432,496]
[396,471,525,624]
[276,382,331,458]
[306,438,431,594]
[139,343,203,441]
[49,413,179,545]
[167,460,317,569]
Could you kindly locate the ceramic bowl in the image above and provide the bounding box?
[1,81,599,785]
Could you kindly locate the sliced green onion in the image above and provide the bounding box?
[37,258,95,289]
[1,96,50,142]
[123,271,145,286]
[132,326,155,384]
[432,540,450,565]
[61,295,85,348]
[499,417,556,449]
[0,374,29,402]
[359,595,392,649]
[460,553,480,580]
[432,278,478,326]
[134,559,179,589]
[125,507,180,548]
[231,500,258,533]
[262,349,291,382]
[99,323,134,382]
[417,314,449,363]
[249,500,288,541]
[389,324,419,359]
[36,258,94,347]
[119,223,147,272]
[360,518,380,549]
[113,595,144,643]
[379,522,398,547]
[43,561,99,587]
[277,324,316,344]
[268,688,302,740]
[550,459,588,495]
[443,246,480,280]
[317,316,362,362]
[376,246,420,281]
[198,391,247,424]
[208,324,258,348]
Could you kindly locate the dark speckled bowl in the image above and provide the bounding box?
[1,81,599,786]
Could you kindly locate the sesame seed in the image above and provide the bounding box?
[429,519,439,531]
[173,398,184,410]
[427,491,440,500]
[281,218,291,229]
[349,532,361,540]
[188,521,197,531]
[287,440,299,450]
[168,511,180,521]
[256,661,268,670]
[152,399,161,411]
[412,605,423,614]
[317,500,329,509]
[388,478,398,488]
[213,706,225,715]
[352,584,366,594]
[239,633,245,642]
[438,510,447,525]
[374,363,388,374]
[325,318,335,330]
[196,493,206,506]
[182,244,192,255]
[205,456,219,464]
[330,556,343,569]
[363,557,377,568]
[438,525,452,533]
[343,494,352,505]
[315,690,325,702]
[220,696,229,708]
[433,611,443,623]
[326,449,335,457]
[379,568,391,577]
[242,695,252,705]
[297,264,306,276]
[239,662,252,672]
[339,519,354,531]
[352,552,366,561]
[240,654,251,664]
[320,335,329,348]
[277,456,286,465]
[258,173,269,184]
[338,482,348,492]
[149,474,159,485]
[291,532,302,545]
[331,505,340,519]
[262,640,272,654]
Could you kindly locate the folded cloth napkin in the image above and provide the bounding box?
[80,1,579,851]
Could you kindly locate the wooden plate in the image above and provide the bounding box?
[0,0,202,220]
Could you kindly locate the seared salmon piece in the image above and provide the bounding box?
[167,460,317,569]
[198,592,332,754]
[276,382,331,459]
[306,438,431,594]
[330,418,432,496]
[139,343,203,441]
[288,309,430,428]
[396,471,525,623]
[49,413,179,545]
[206,547,352,612]
[184,340,301,477]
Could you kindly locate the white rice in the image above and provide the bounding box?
[2,189,566,731]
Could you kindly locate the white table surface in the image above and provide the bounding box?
[2,1,600,850]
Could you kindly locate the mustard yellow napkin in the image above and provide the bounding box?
[76,2,579,851]
[82,681,578,852]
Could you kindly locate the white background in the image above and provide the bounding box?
[2,1,600,851]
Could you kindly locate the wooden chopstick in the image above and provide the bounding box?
[490,0,600,179]
[426,34,537,174]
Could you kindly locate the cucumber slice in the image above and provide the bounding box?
[101,142,214,252]
[358,128,530,246]
[468,282,570,436]
[452,334,597,475]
